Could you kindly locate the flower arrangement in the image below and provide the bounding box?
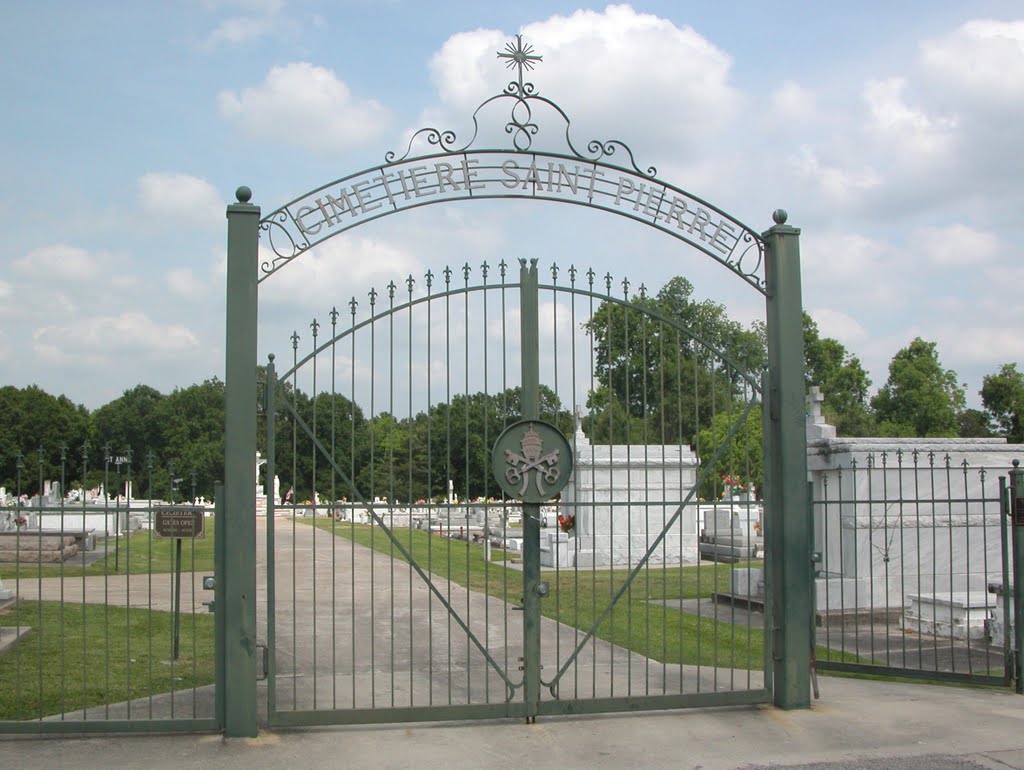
[557,513,575,533]
[14,515,27,529]
[721,473,747,498]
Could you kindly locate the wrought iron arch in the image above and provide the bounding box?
[256,35,766,294]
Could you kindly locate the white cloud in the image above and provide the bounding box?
[260,235,422,309]
[138,172,223,229]
[423,6,740,161]
[218,62,390,153]
[809,307,867,346]
[913,224,1000,267]
[203,0,283,47]
[770,81,817,123]
[863,77,955,157]
[0,280,11,300]
[13,243,111,282]
[791,146,881,202]
[33,312,200,365]
[165,267,208,299]
[920,20,1024,103]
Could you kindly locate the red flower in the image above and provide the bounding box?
[557,514,575,533]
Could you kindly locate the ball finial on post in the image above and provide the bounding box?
[235,186,253,204]
[772,209,788,225]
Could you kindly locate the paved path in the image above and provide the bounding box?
[257,517,760,712]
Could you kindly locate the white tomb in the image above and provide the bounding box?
[542,415,700,568]
[807,388,1023,638]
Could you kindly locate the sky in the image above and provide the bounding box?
[2,1,1023,413]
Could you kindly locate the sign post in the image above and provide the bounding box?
[153,505,205,660]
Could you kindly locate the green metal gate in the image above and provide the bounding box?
[222,35,813,735]
[0,448,220,734]
[261,258,773,725]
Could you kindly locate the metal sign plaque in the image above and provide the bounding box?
[153,506,206,539]
[491,420,573,503]
[1014,495,1024,527]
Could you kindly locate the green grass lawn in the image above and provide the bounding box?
[305,519,801,670]
[0,530,215,580]
[0,600,215,721]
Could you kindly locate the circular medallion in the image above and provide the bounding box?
[491,419,573,503]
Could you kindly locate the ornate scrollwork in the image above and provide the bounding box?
[259,212,303,274]
[384,128,459,165]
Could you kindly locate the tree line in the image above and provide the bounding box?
[1,275,1021,501]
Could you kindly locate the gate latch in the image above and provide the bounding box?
[202,575,216,612]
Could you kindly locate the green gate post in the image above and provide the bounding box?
[519,258,542,722]
[1009,461,1024,694]
[223,186,260,736]
[763,210,812,709]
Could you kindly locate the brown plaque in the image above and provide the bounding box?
[153,506,206,539]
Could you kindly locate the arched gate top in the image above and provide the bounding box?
[257,35,766,294]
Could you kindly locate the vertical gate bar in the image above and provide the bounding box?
[407,281,415,706]
[569,269,580,699]
[657,317,667,693]
[36,451,44,720]
[760,371,775,697]
[519,258,542,721]
[999,476,1012,686]
[979,466,991,676]
[1010,461,1024,693]
[677,328,687,693]
[866,454,875,663]
[265,359,278,718]
[389,286,397,707]
[349,298,358,709]
[695,338,705,692]
[214,480,225,726]
[425,278,434,706]
[59,450,67,718]
[882,452,891,666]
[897,451,907,666]
[310,319,319,708]
[482,263,491,704]
[125,459,134,719]
[763,211,811,709]
[912,453,923,668]
[290,334,299,709]
[329,307,338,710]
[223,187,259,736]
[623,282,632,697]
[443,270,452,705]
[604,274,615,697]
[463,269,471,703]
[946,456,956,672]
[500,265,509,689]
[963,461,973,673]
[369,287,378,708]
[588,274,597,698]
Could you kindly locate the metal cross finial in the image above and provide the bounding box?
[498,35,542,95]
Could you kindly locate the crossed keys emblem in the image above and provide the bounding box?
[504,423,561,497]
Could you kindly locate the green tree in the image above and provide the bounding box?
[981,363,1024,443]
[155,378,225,499]
[803,314,873,435]
[957,408,994,438]
[91,384,166,485]
[871,338,965,437]
[694,404,763,500]
[0,385,90,491]
[584,277,763,446]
